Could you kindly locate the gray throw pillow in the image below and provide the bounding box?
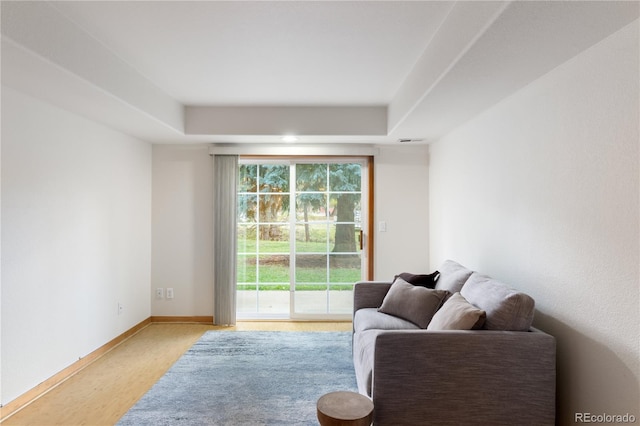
[427,292,486,331]
[378,278,449,328]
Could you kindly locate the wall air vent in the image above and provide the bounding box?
[398,138,424,143]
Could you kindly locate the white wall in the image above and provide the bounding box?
[1,87,152,405]
[374,146,430,280]
[429,21,639,425]
[151,145,213,316]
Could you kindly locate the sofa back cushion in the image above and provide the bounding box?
[460,272,535,331]
[434,260,473,294]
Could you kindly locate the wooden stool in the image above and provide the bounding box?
[317,391,374,426]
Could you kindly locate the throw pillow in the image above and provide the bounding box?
[427,292,486,331]
[378,278,449,328]
[393,271,440,288]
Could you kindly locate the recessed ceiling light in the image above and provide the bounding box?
[282,135,299,143]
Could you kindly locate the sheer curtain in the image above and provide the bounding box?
[213,155,238,325]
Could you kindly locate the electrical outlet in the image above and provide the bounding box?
[166,288,174,299]
[118,302,124,315]
[156,288,164,299]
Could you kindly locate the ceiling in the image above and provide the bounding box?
[1,1,638,145]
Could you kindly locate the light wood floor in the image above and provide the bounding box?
[2,321,352,426]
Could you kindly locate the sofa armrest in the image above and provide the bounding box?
[353,281,392,314]
[372,328,556,426]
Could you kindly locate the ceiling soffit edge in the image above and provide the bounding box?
[186,106,387,137]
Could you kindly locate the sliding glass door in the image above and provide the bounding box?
[237,158,368,319]
[293,162,363,316]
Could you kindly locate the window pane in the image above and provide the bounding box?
[257,285,289,314]
[295,254,327,284]
[296,163,327,191]
[296,193,327,221]
[258,254,289,282]
[295,224,328,253]
[329,193,360,223]
[259,164,290,192]
[237,290,257,313]
[238,164,257,192]
[328,288,353,314]
[329,163,361,191]
[237,254,256,283]
[258,225,289,252]
[258,194,289,222]
[295,290,328,314]
[237,224,256,253]
[258,225,290,254]
[238,194,257,223]
[328,224,359,254]
[329,254,361,283]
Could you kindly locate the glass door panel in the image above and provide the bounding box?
[295,224,327,252]
[293,162,362,317]
[237,163,290,317]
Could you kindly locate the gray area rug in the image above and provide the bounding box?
[117,331,357,425]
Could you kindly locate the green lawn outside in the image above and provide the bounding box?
[238,239,329,253]
[237,264,361,283]
[237,228,362,254]
[237,228,362,290]
[236,284,354,291]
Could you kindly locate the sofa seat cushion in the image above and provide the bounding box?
[461,272,535,331]
[354,308,420,333]
[434,260,474,294]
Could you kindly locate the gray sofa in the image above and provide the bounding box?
[352,260,556,425]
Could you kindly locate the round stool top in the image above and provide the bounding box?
[317,391,374,424]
